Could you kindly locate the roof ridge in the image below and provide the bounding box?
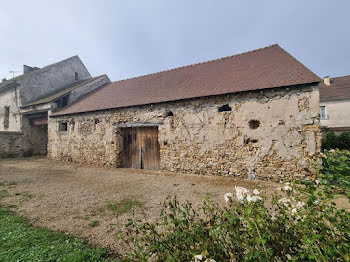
[330,74,350,80]
[111,44,279,85]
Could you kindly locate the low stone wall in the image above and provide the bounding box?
[0,132,32,157]
[48,84,321,181]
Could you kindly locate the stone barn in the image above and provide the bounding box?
[49,45,322,180]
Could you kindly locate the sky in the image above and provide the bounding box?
[0,0,349,82]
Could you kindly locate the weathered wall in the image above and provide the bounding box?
[29,124,48,155]
[18,56,91,106]
[0,132,32,157]
[0,88,21,132]
[48,84,321,181]
[320,99,350,128]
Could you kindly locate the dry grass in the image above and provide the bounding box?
[0,157,312,255]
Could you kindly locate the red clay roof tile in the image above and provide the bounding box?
[52,44,321,116]
[320,75,350,101]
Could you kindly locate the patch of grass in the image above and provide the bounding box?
[0,189,9,199]
[102,198,143,216]
[0,209,116,261]
[89,220,100,228]
[0,181,17,187]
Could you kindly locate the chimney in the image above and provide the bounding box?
[323,76,331,86]
[23,65,39,74]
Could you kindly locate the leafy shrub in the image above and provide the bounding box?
[122,183,350,261]
[319,149,350,198]
[322,131,350,150]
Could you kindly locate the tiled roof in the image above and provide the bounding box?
[22,76,105,107]
[320,75,350,101]
[52,44,321,116]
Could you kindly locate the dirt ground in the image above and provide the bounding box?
[0,157,291,255]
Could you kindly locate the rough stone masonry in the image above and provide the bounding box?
[48,84,321,181]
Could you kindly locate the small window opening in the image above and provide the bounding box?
[75,72,79,81]
[61,95,68,107]
[166,111,174,117]
[3,106,9,129]
[248,119,260,130]
[54,95,69,108]
[58,122,68,131]
[320,106,327,119]
[244,137,259,145]
[279,120,285,125]
[94,119,100,125]
[218,104,232,112]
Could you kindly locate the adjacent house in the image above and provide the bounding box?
[319,75,350,133]
[0,56,110,157]
[49,45,322,181]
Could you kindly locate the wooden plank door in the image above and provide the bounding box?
[121,127,160,170]
[139,127,160,170]
[121,128,141,169]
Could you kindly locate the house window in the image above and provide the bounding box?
[75,72,79,81]
[54,95,69,109]
[58,122,68,131]
[3,106,9,129]
[320,106,327,119]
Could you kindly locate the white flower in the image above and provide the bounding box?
[253,189,260,195]
[291,208,297,214]
[246,194,263,202]
[235,186,249,202]
[283,185,292,191]
[315,179,320,185]
[296,201,305,209]
[224,193,233,204]
[314,200,320,205]
[194,255,203,261]
[286,254,292,260]
[278,197,291,207]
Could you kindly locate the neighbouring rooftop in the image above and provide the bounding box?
[22,75,106,107]
[0,56,80,92]
[52,44,321,116]
[320,75,350,102]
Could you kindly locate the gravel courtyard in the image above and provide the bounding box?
[0,157,281,255]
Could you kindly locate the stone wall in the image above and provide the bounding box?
[0,132,32,157]
[48,84,321,181]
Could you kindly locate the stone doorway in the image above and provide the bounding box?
[121,126,160,170]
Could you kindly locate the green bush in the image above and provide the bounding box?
[319,149,350,198]
[122,183,350,261]
[322,131,350,150]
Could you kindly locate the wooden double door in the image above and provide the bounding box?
[121,127,160,170]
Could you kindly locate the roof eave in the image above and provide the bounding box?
[51,81,320,117]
